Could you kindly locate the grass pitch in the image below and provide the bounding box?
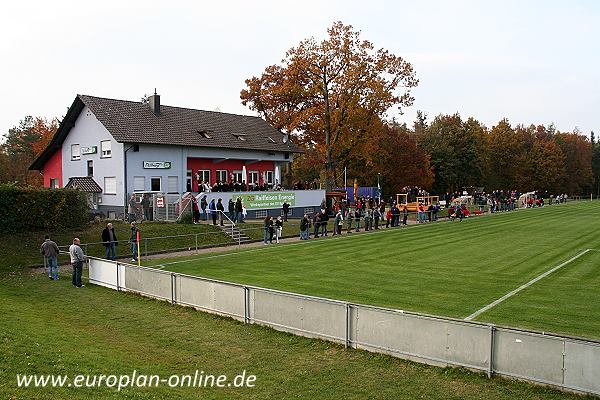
[147,201,600,340]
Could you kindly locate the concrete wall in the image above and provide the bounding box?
[61,106,125,208]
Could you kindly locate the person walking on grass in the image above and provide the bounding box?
[69,238,86,288]
[101,222,118,260]
[275,216,283,243]
[130,222,140,263]
[40,235,59,280]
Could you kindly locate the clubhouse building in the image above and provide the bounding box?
[30,93,324,218]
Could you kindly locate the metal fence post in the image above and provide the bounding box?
[171,273,176,305]
[345,303,351,349]
[243,286,249,324]
[116,262,120,292]
[488,324,495,378]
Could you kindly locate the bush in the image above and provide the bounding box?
[0,184,88,233]
[177,210,194,224]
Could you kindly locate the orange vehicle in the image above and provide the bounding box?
[396,194,439,212]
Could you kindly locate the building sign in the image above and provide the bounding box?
[81,146,97,155]
[156,196,165,208]
[143,161,172,169]
[239,192,295,210]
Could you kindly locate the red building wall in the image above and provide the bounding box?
[43,150,63,188]
[187,158,275,191]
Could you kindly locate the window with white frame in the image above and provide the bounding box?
[216,170,228,183]
[71,144,81,161]
[100,140,112,158]
[248,171,258,186]
[133,176,145,192]
[232,170,242,183]
[197,170,210,185]
[50,178,59,189]
[266,170,274,185]
[167,176,178,193]
[104,177,117,194]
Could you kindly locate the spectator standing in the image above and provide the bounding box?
[69,238,86,288]
[374,208,381,230]
[275,216,283,243]
[402,206,409,226]
[320,210,329,236]
[101,222,118,260]
[128,195,138,222]
[141,195,151,221]
[263,216,273,244]
[130,222,140,263]
[209,199,217,225]
[40,235,59,280]
[300,214,310,240]
[354,208,361,232]
[313,212,322,238]
[217,198,225,226]
[235,197,243,223]
[282,201,290,222]
[200,195,208,221]
[192,197,200,224]
[228,198,235,220]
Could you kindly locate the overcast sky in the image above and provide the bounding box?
[1,0,598,139]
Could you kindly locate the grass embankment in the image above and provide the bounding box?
[147,201,600,340]
[0,272,587,400]
[0,221,230,271]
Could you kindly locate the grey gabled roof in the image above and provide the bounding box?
[30,94,303,171]
[79,95,302,153]
[65,177,102,193]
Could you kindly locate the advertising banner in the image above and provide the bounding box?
[238,192,295,210]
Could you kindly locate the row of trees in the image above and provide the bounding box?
[242,21,595,196]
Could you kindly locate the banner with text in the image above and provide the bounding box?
[239,192,295,210]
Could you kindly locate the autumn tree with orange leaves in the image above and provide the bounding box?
[0,116,58,186]
[241,21,418,191]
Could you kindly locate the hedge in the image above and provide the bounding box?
[0,185,88,233]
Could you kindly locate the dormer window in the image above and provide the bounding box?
[197,130,212,139]
[266,136,276,143]
[233,133,246,141]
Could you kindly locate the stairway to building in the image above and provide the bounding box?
[219,221,252,244]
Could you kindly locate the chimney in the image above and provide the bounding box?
[149,88,160,116]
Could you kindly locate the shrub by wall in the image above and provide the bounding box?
[0,185,88,233]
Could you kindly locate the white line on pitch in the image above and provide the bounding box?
[464,248,592,321]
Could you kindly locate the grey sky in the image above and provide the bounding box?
[1,0,598,138]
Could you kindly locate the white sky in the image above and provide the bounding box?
[1,0,598,138]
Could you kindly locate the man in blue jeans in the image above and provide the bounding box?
[101,222,118,260]
[40,235,60,280]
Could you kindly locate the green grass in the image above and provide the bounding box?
[146,201,600,340]
[0,272,587,400]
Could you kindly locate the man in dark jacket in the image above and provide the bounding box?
[101,222,118,260]
[282,201,290,222]
[217,198,225,226]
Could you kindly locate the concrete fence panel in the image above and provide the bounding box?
[250,289,346,342]
[351,306,489,370]
[493,329,564,385]
[563,340,600,394]
[175,275,245,321]
[88,258,119,289]
[123,266,172,301]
